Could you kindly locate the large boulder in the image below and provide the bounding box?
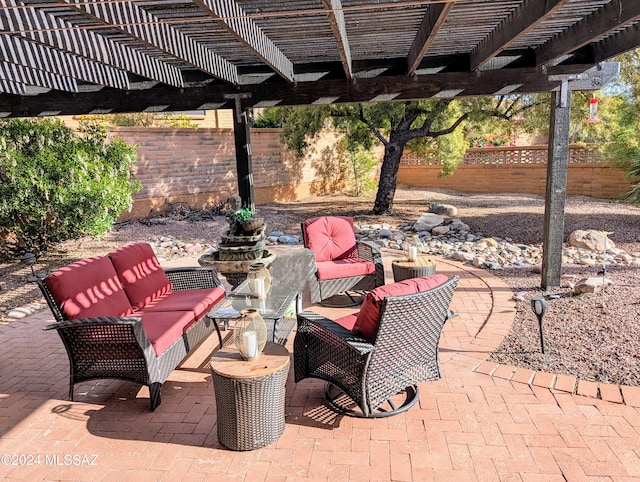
[428,203,458,216]
[414,213,444,232]
[569,230,615,252]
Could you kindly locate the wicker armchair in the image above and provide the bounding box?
[40,267,224,410]
[301,216,384,305]
[294,275,458,418]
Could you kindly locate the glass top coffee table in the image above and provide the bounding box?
[207,248,316,346]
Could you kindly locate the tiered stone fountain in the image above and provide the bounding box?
[198,196,276,287]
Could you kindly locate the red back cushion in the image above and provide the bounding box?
[108,243,172,310]
[302,216,357,262]
[353,274,449,342]
[45,256,134,320]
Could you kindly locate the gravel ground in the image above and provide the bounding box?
[1,187,639,386]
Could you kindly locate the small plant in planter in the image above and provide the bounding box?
[229,207,264,235]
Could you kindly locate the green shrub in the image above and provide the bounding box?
[343,147,378,197]
[0,118,141,255]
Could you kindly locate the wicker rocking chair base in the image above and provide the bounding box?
[318,290,365,307]
[324,383,420,418]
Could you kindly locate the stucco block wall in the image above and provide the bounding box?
[111,127,316,219]
[397,164,630,198]
[108,126,630,220]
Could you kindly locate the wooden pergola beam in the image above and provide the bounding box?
[63,0,238,84]
[470,0,570,71]
[0,60,77,92]
[322,0,352,80]
[535,0,640,65]
[407,3,453,75]
[0,33,129,90]
[0,78,26,95]
[0,63,618,118]
[193,0,295,83]
[4,0,184,87]
[593,22,640,62]
[542,84,571,290]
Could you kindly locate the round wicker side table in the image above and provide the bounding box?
[210,341,290,451]
[391,256,436,282]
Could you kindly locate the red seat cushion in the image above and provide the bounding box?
[353,274,449,342]
[141,287,225,321]
[315,258,375,280]
[303,216,358,262]
[44,256,134,320]
[108,243,172,310]
[139,310,197,356]
[334,313,358,332]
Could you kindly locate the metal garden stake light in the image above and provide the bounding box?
[530,296,547,354]
[20,252,37,280]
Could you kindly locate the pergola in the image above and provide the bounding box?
[1,0,639,288]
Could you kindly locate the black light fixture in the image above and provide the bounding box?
[530,296,547,354]
[20,252,44,282]
[20,252,37,276]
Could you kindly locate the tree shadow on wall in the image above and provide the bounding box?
[309,145,347,196]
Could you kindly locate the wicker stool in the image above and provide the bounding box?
[391,256,436,282]
[210,342,290,451]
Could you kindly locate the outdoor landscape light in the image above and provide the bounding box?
[20,252,37,279]
[530,296,547,354]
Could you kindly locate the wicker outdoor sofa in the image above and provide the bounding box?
[39,242,226,410]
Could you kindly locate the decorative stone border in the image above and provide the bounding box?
[473,361,640,407]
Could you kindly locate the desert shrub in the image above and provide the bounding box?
[342,146,378,196]
[0,118,141,255]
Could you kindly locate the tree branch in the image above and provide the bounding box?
[427,111,471,137]
[357,104,389,146]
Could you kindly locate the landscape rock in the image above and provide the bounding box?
[432,225,451,236]
[428,203,458,216]
[573,276,613,294]
[569,229,615,252]
[414,213,444,232]
[480,237,499,248]
[7,306,32,319]
[278,235,300,245]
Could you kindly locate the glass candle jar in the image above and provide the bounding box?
[233,308,267,360]
[403,234,423,262]
[246,261,272,299]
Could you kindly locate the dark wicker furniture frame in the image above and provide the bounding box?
[39,267,224,411]
[294,275,459,418]
[211,342,290,451]
[301,223,385,304]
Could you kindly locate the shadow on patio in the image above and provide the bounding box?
[1,251,639,480]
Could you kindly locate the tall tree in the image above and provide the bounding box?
[600,49,640,203]
[269,97,535,214]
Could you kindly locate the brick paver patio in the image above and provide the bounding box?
[1,250,639,481]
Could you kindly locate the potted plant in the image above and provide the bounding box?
[229,207,264,235]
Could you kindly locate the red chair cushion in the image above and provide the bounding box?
[139,310,197,356]
[353,274,449,342]
[303,216,358,262]
[315,258,376,280]
[108,243,172,310]
[141,287,225,321]
[334,313,358,332]
[45,256,134,320]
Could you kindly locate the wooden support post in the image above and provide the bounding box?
[541,84,571,289]
[228,94,254,211]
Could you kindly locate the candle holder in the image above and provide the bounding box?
[402,234,423,262]
[233,308,267,361]
[247,261,272,299]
